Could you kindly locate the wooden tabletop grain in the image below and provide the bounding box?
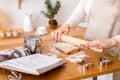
[0,27,120,80]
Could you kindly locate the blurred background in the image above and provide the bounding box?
[0,0,87,28]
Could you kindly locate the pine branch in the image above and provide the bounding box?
[54,0,61,14]
[41,0,61,19]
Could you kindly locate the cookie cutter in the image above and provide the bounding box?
[78,59,94,70]
[99,56,112,66]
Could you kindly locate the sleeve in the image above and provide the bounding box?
[114,35,120,43]
[65,0,87,27]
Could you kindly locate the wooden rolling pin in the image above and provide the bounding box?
[18,0,22,9]
[60,35,103,52]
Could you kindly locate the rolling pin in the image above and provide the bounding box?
[60,35,103,52]
[18,0,22,9]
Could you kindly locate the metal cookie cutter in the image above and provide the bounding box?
[99,56,112,66]
[78,60,94,70]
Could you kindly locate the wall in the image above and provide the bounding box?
[0,0,80,28]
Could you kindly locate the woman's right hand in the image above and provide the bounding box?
[51,24,70,42]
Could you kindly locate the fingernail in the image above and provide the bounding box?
[55,40,58,42]
[83,45,85,47]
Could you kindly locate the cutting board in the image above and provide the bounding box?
[0,9,9,29]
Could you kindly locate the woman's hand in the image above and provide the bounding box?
[80,38,119,49]
[51,24,70,41]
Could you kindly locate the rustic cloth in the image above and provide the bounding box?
[0,35,42,80]
[0,47,32,80]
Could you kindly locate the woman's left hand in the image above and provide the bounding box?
[80,38,119,49]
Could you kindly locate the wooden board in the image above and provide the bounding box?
[0,9,9,29]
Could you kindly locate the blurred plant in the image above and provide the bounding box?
[41,0,61,19]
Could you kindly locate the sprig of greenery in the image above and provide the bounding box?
[41,0,61,19]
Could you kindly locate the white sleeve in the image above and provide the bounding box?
[114,35,120,43]
[65,0,87,27]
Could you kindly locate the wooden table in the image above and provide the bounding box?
[0,27,120,80]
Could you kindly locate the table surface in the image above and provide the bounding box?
[0,27,120,80]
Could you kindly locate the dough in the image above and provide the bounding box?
[54,42,80,54]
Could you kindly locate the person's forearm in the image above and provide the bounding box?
[61,24,70,29]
